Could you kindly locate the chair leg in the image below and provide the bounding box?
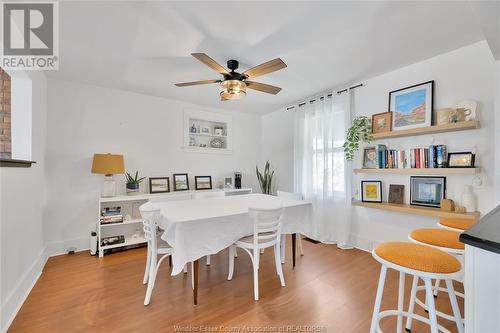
[445,279,464,333]
[274,243,286,287]
[405,275,419,332]
[424,278,439,333]
[297,234,304,256]
[228,246,235,281]
[370,265,387,333]
[191,262,194,290]
[206,255,211,266]
[260,248,265,254]
[183,264,188,274]
[433,278,440,297]
[397,272,405,333]
[144,254,157,306]
[253,248,260,301]
[280,235,286,264]
[143,246,151,284]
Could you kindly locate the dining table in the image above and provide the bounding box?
[151,193,312,304]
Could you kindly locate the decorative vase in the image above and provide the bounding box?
[126,182,139,196]
[461,185,476,212]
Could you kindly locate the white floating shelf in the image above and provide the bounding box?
[372,120,480,140]
[354,168,480,175]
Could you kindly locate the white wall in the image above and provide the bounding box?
[0,71,47,332]
[495,60,500,203]
[44,79,262,250]
[261,41,497,250]
[261,109,295,192]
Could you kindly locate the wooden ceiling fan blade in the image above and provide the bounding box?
[243,58,287,78]
[191,53,229,75]
[245,81,282,95]
[175,79,220,87]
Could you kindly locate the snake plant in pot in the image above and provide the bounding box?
[343,116,373,161]
[256,161,274,195]
[125,171,146,195]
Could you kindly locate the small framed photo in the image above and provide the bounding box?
[195,176,212,190]
[372,112,392,134]
[363,146,378,169]
[200,126,211,135]
[448,152,475,168]
[389,80,434,131]
[149,177,170,194]
[388,184,405,204]
[173,173,189,191]
[410,176,446,208]
[361,181,382,203]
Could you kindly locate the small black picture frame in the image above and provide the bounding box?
[361,180,383,203]
[447,152,475,168]
[149,177,170,194]
[173,173,189,191]
[410,176,446,208]
[195,176,212,190]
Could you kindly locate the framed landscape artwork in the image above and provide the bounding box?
[149,177,170,193]
[195,176,212,190]
[389,81,434,131]
[173,173,189,191]
[410,176,446,208]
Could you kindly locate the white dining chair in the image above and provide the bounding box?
[227,206,285,301]
[277,190,305,263]
[192,190,226,265]
[145,193,192,277]
[140,202,173,306]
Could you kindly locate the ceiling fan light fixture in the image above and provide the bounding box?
[220,80,246,100]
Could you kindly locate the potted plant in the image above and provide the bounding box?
[125,171,146,195]
[256,161,274,195]
[343,116,373,161]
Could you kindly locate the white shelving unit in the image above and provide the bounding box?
[183,109,233,154]
[96,187,252,257]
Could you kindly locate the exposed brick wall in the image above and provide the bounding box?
[0,67,11,159]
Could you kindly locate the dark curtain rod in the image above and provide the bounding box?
[286,83,363,111]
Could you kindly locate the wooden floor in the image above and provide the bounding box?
[9,239,463,333]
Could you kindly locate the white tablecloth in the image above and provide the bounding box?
[153,193,312,275]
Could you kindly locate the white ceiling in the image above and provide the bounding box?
[47,1,488,114]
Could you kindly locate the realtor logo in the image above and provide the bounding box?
[1,1,59,70]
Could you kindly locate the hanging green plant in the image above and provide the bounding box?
[343,116,373,161]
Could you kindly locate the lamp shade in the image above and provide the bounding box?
[91,153,125,175]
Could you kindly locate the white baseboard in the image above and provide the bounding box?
[1,237,89,333]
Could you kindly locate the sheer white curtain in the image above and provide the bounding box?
[293,92,352,248]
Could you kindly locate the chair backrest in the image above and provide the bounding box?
[139,202,161,250]
[277,190,303,201]
[249,206,283,247]
[192,191,225,199]
[148,193,192,203]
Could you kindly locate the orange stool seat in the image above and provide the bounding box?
[374,242,461,274]
[439,218,475,231]
[410,228,464,250]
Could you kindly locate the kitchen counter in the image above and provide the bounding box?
[459,204,500,254]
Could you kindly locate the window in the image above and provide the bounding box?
[0,67,11,159]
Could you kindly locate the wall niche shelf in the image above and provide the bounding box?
[372,120,480,140]
[354,168,480,175]
[352,200,479,220]
[183,109,233,154]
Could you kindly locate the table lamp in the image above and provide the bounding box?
[91,153,125,197]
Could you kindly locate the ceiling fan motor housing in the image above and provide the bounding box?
[227,59,239,71]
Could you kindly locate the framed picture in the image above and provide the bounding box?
[410,176,446,208]
[173,173,189,191]
[200,126,211,135]
[361,181,382,203]
[388,184,405,204]
[363,146,378,169]
[149,177,170,194]
[389,80,434,131]
[448,152,475,168]
[195,176,212,190]
[372,112,392,134]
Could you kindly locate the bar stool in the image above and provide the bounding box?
[407,228,465,329]
[370,242,463,333]
[438,218,475,232]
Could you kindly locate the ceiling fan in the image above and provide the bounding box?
[175,53,286,101]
